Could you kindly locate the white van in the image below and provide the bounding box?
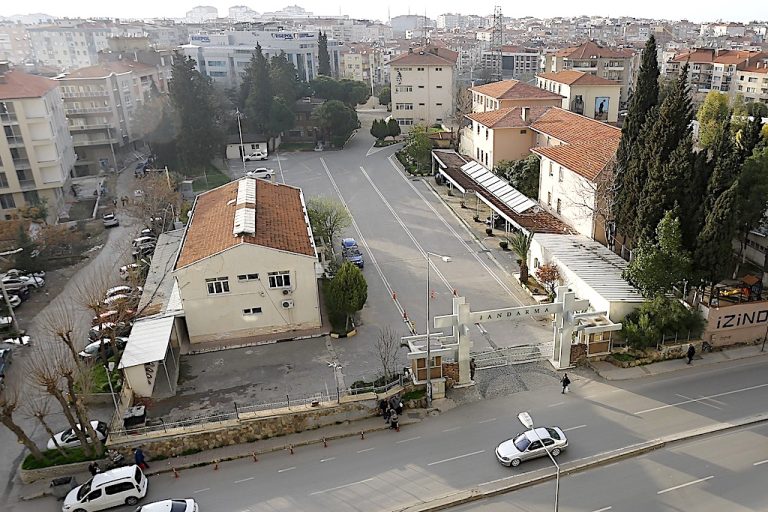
[62,464,148,512]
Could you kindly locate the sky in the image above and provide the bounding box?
[7,1,766,24]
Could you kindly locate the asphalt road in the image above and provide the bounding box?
[12,354,767,512]
[447,422,768,512]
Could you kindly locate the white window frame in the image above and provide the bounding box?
[243,307,263,315]
[237,273,259,281]
[206,277,230,295]
[268,271,292,289]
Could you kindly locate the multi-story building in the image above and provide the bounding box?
[0,25,32,64]
[179,29,341,88]
[733,56,768,104]
[542,41,637,107]
[536,70,621,123]
[185,6,219,24]
[55,61,162,175]
[99,37,175,94]
[341,44,383,85]
[481,46,542,81]
[391,15,430,36]
[228,6,259,23]
[437,14,462,31]
[664,48,764,102]
[0,63,75,223]
[389,47,458,129]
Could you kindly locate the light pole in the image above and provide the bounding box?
[425,252,451,407]
[519,412,560,512]
[104,361,120,417]
[236,109,247,176]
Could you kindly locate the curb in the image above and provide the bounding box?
[395,412,768,512]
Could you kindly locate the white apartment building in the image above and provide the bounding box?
[733,57,768,104]
[341,44,384,85]
[0,25,33,65]
[185,6,219,24]
[0,63,75,223]
[389,47,458,128]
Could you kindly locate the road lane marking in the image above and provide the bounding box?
[234,477,254,484]
[428,450,486,466]
[675,393,722,410]
[563,425,587,432]
[636,383,768,414]
[442,427,461,432]
[754,459,768,466]
[320,457,336,463]
[396,436,422,444]
[309,477,375,495]
[278,467,296,473]
[548,402,565,407]
[657,476,714,494]
[592,507,612,512]
[192,488,210,494]
[357,448,375,453]
[477,418,497,424]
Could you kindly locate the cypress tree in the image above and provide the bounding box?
[695,185,739,300]
[318,31,331,76]
[680,150,712,251]
[701,119,741,217]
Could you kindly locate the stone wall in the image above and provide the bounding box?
[20,459,95,484]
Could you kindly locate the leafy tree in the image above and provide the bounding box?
[17,198,48,224]
[735,115,764,158]
[696,91,730,148]
[623,211,692,297]
[494,155,540,199]
[535,263,561,299]
[621,296,704,349]
[318,31,331,76]
[312,100,359,146]
[327,262,367,330]
[310,76,370,106]
[244,44,272,135]
[732,148,768,276]
[378,86,391,106]
[270,52,303,103]
[508,231,534,284]
[307,196,351,250]
[387,118,401,138]
[695,186,739,298]
[370,119,388,140]
[763,123,768,143]
[169,54,222,170]
[403,125,432,170]
[267,97,295,136]
[701,119,741,217]
[680,150,712,251]
[341,79,370,106]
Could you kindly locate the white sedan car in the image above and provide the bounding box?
[245,167,275,180]
[47,420,109,450]
[496,426,568,467]
[135,499,198,512]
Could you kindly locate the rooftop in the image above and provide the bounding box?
[0,68,57,100]
[470,79,563,101]
[466,105,549,129]
[59,61,156,79]
[390,46,458,66]
[137,229,184,317]
[175,177,315,270]
[537,70,620,86]
[555,41,634,59]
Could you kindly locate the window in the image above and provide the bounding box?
[395,103,413,110]
[209,71,227,77]
[417,67,424,71]
[556,198,561,214]
[395,85,412,92]
[243,307,263,315]
[397,118,414,126]
[436,102,442,106]
[206,277,230,294]
[418,102,425,106]
[548,161,553,176]
[547,192,551,206]
[0,173,7,188]
[268,271,291,289]
[237,273,259,281]
[558,167,563,182]
[105,482,134,495]
[436,85,443,89]
[418,85,424,88]
[0,194,15,209]
[435,67,442,71]
[528,440,542,451]
[23,190,40,204]
[485,128,488,140]
[520,129,527,134]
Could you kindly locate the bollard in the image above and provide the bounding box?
[361,430,365,440]
[323,437,328,448]
[172,467,179,479]
[252,452,258,463]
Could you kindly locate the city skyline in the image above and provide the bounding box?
[4,0,766,24]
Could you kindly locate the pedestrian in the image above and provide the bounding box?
[383,405,391,424]
[686,343,696,365]
[470,358,477,380]
[561,373,571,394]
[88,461,100,476]
[389,410,399,431]
[379,399,387,417]
[132,447,149,469]
[112,198,117,207]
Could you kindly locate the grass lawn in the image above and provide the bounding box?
[91,363,122,393]
[192,169,231,192]
[23,446,103,470]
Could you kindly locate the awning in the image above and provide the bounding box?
[118,315,175,368]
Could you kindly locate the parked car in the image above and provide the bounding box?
[79,337,128,360]
[0,347,12,388]
[132,242,156,259]
[102,213,119,228]
[0,280,29,295]
[495,426,568,467]
[119,263,141,281]
[105,285,133,299]
[89,322,131,341]
[132,236,156,248]
[136,499,198,512]
[62,464,147,512]
[47,420,109,450]
[92,309,135,327]
[245,167,275,180]
[4,269,45,280]
[343,248,364,269]
[341,238,358,250]
[7,294,21,308]
[139,228,155,237]
[3,274,44,289]
[243,150,268,161]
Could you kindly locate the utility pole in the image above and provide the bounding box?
[491,6,504,82]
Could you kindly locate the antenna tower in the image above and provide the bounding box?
[491,5,503,81]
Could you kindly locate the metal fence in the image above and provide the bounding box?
[471,342,555,369]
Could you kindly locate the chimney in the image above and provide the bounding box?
[0,61,10,83]
[521,107,529,122]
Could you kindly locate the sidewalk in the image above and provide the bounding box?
[21,408,428,500]
[589,343,768,380]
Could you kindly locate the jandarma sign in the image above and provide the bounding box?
[469,304,562,323]
[712,308,768,330]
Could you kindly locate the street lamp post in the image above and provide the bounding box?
[425,252,451,407]
[519,412,560,512]
[236,109,247,176]
[104,361,120,417]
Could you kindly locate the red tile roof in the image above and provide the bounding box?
[0,69,58,100]
[62,61,156,79]
[530,108,621,181]
[466,106,549,129]
[390,47,458,66]
[671,48,761,65]
[175,178,315,269]
[470,79,563,100]
[555,41,634,59]
[537,70,620,86]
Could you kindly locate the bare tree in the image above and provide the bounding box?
[376,327,401,382]
[567,163,616,248]
[38,302,84,368]
[22,396,67,456]
[0,383,45,461]
[129,173,182,231]
[452,86,473,150]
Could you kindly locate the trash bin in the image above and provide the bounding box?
[50,476,77,500]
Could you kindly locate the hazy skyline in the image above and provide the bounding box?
[5,1,765,24]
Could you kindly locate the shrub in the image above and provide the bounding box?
[22,447,102,470]
[621,296,705,349]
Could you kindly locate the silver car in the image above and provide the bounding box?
[495,426,568,467]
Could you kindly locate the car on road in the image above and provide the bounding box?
[63,464,147,512]
[245,167,275,180]
[102,213,119,228]
[243,150,268,161]
[48,420,109,450]
[496,426,568,467]
[135,499,199,512]
[343,247,364,269]
[341,238,358,250]
[0,347,12,388]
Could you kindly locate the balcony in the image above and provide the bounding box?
[69,123,110,131]
[18,179,37,190]
[61,91,109,99]
[72,136,119,147]
[12,159,31,170]
[65,106,112,115]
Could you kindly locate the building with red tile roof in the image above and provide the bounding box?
[470,79,563,112]
[664,48,765,101]
[536,70,621,122]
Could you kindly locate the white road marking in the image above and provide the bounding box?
[477,418,497,424]
[592,507,612,512]
[278,467,296,473]
[234,477,254,484]
[320,457,336,463]
[442,427,461,432]
[675,393,722,410]
[657,476,714,494]
[754,459,768,466]
[192,488,210,494]
[396,436,422,444]
[563,425,587,432]
[309,477,376,496]
[548,402,565,407]
[428,450,486,466]
[636,383,768,414]
[357,448,375,453]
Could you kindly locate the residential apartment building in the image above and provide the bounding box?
[733,57,768,103]
[173,176,322,344]
[469,79,564,113]
[664,48,764,102]
[185,6,219,24]
[0,25,32,64]
[55,61,162,175]
[537,70,621,123]
[0,63,75,223]
[481,46,542,81]
[341,44,383,85]
[542,41,637,107]
[389,47,458,128]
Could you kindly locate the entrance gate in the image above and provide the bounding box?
[471,341,556,370]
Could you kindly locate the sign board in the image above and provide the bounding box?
[469,303,564,323]
[190,35,210,43]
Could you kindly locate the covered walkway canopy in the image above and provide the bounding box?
[118,315,179,398]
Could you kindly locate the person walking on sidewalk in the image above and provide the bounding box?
[686,343,696,365]
[88,461,100,476]
[389,410,399,431]
[561,373,571,394]
[133,447,149,470]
